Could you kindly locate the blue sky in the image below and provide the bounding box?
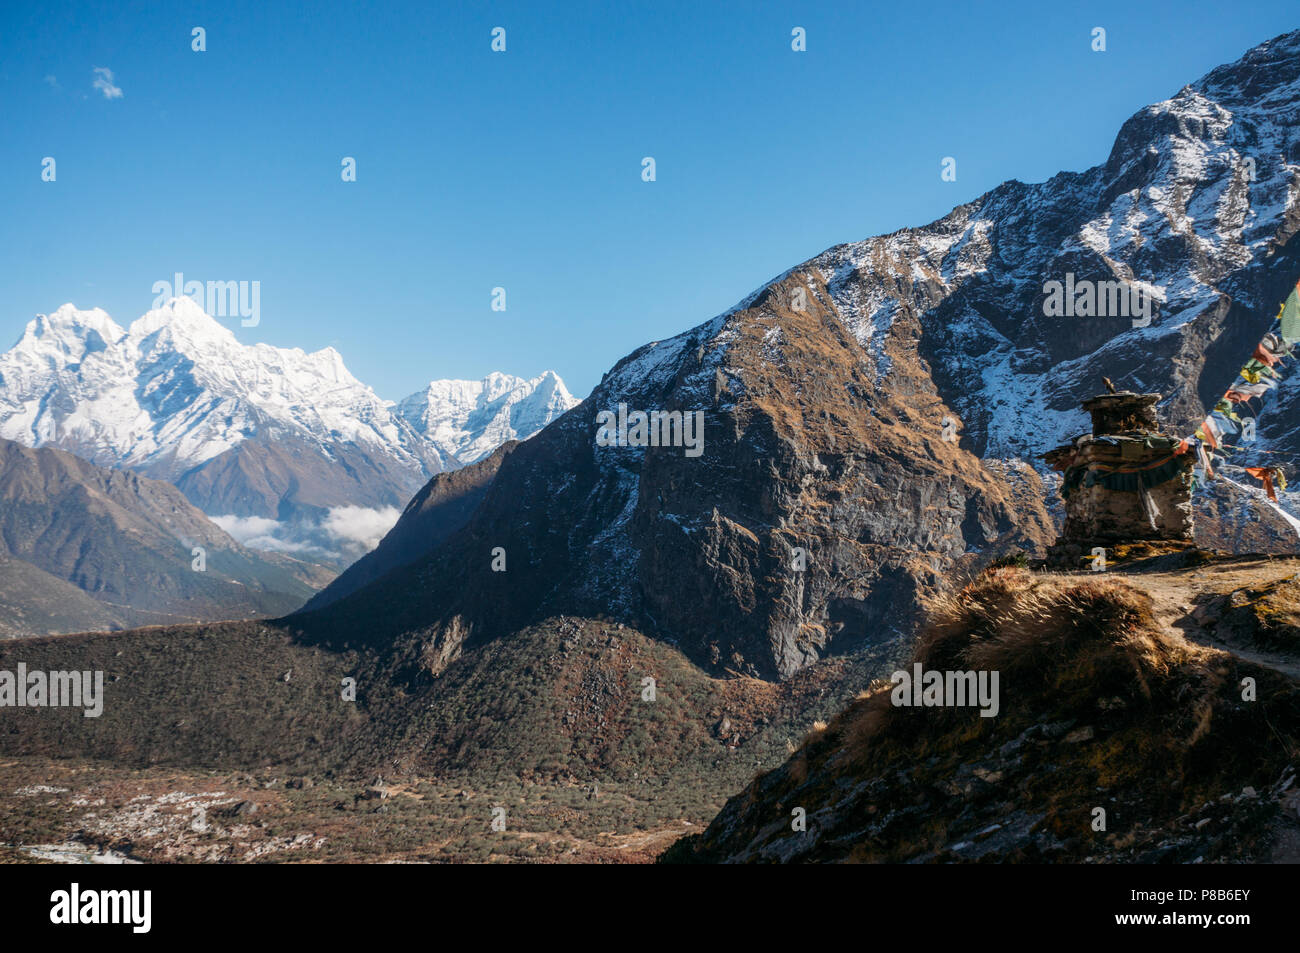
[2,1,1296,400]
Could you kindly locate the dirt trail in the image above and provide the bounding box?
[1058,556,1300,680]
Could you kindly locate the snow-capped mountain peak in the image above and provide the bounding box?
[15,304,126,363]
[396,369,580,464]
[129,296,240,350]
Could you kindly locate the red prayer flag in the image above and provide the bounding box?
[1253,342,1279,366]
[1245,467,1278,502]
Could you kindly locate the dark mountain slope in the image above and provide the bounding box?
[303,441,518,612]
[0,614,906,825]
[294,274,1052,681]
[0,437,319,632]
[0,553,126,637]
[173,432,437,521]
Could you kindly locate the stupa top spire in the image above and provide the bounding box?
[1080,391,1162,436]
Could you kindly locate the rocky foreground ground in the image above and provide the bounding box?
[664,546,1300,863]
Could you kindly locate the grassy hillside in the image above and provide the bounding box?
[665,562,1300,863]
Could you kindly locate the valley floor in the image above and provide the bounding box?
[0,758,703,864]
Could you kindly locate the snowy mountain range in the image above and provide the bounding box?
[0,298,579,562]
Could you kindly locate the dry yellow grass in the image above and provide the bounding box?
[670,560,1300,863]
[804,566,1258,781]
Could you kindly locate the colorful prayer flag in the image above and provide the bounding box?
[1281,287,1300,344]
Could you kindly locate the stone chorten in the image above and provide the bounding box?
[1043,390,1195,567]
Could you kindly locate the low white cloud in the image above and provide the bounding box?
[210,514,283,546]
[319,505,402,550]
[44,75,59,89]
[209,506,402,563]
[92,66,123,100]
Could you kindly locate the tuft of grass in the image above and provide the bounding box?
[987,552,1029,570]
